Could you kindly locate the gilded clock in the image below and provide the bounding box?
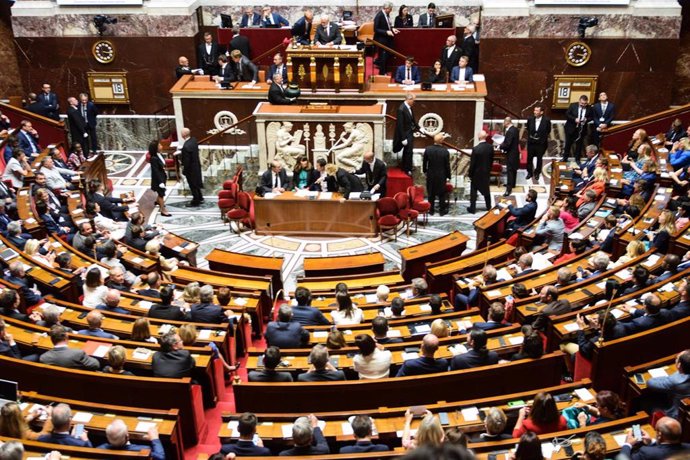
[92,40,116,64]
[565,41,591,67]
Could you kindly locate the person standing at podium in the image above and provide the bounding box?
[291,8,314,45]
[267,53,288,84]
[418,2,437,28]
[268,73,296,105]
[393,93,418,176]
[373,2,399,75]
[315,14,342,46]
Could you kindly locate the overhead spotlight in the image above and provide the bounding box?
[577,17,598,39]
[94,15,117,36]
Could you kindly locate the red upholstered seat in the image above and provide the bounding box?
[407,185,430,224]
[218,182,238,220]
[226,191,253,234]
[222,179,235,190]
[394,192,418,235]
[377,197,400,241]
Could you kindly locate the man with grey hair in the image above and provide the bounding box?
[410,277,428,298]
[376,285,390,303]
[517,253,536,276]
[579,251,610,280]
[373,1,399,74]
[96,288,130,314]
[97,418,165,459]
[77,310,119,340]
[556,266,574,288]
[38,403,93,446]
[0,441,24,460]
[177,127,203,206]
[315,14,342,46]
[190,284,232,323]
[152,331,195,378]
[5,221,29,250]
[298,344,346,381]
[279,414,330,455]
[36,304,72,331]
[393,93,418,176]
[266,304,309,348]
[5,260,42,306]
[268,72,295,105]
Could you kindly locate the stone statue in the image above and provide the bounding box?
[269,121,306,170]
[331,122,372,171]
[314,124,327,150]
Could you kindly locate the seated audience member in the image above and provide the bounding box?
[137,272,163,299]
[536,205,565,251]
[131,317,158,344]
[34,201,71,237]
[554,238,588,265]
[149,285,190,321]
[396,334,448,377]
[655,254,680,282]
[125,212,159,243]
[152,331,195,378]
[71,221,96,255]
[102,345,133,376]
[644,349,690,420]
[411,277,428,298]
[579,252,611,279]
[450,328,499,370]
[101,248,135,289]
[67,142,87,170]
[55,253,85,290]
[86,203,126,241]
[510,328,544,361]
[220,412,271,457]
[265,304,309,349]
[326,330,347,350]
[0,400,53,440]
[573,390,626,427]
[428,294,444,315]
[0,319,20,358]
[216,287,232,307]
[474,302,510,331]
[95,289,129,315]
[39,325,100,370]
[2,150,31,188]
[353,333,392,379]
[513,432,544,460]
[179,323,236,376]
[387,296,406,318]
[5,261,43,307]
[145,240,178,276]
[514,253,536,276]
[555,266,575,288]
[450,55,473,83]
[331,292,364,325]
[36,304,71,331]
[647,209,676,254]
[1,288,40,322]
[506,189,538,234]
[82,267,108,308]
[291,286,330,326]
[575,167,607,207]
[572,144,600,185]
[76,310,119,340]
[621,416,690,459]
[372,316,402,344]
[279,415,329,456]
[621,293,669,335]
[512,392,567,438]
[298,344,346,381]
[621,265,652,296]
[570,311,624,360]
[37,403,92,447]
[430,318,449,338]
[395,56,421,85]
[191,285,232,323]
[24,238,55,266]
[5,221,29,250]
[455,265,500,310]
[376,284,390,303]
[248,345,293,382]
[127,225,149,252]
[340,415,389,453]
[97,419,165,459]
[532,285,572,331]
[91,181,129,221]
[577,190,598,220]
[402,409,444,450]
[669,279,690,321]
[426,59,447,84]
[471,407,511,442]
[39,156,76,191]
[444,427,469,449]
[598,214,619,253]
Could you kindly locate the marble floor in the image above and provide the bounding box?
[106,150,555,292]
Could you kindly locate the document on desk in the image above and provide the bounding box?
[264,193,277,199]
[648,367,668,378]
[432,84,448,91]
[72,412,93,423]
[318,192,333,200]
[293,189,309,197]
[461,407,480,421]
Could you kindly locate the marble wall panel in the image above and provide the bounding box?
[12,14,197,37]
[96,117,177,151]
[0,3,23,97]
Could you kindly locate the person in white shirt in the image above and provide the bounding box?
[353,334,392,379]
[82,267,108,308]
[331,292,364,326]
[39,157,76,191]
[2,150,31,188]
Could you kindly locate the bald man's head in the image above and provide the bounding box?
[363,152,374,162]
[181,127,191,138]
[434,133,444,144]
[478,130,488,141]
[656,417,682,444]
[421,333,439,357]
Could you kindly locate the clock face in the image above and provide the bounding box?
[92,40,115,64]
[565,41,591,67]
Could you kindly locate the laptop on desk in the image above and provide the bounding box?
[0,379,18,406]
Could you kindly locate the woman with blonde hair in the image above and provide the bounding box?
[650,209,676,253]
[182,282,200,304]
[617,240,646,264]
[576,167,608,207]
[145,239,178,278]
[430,318,449,338]
[24,239,55,266]
[0,401,53,440]
[402,409,444,449]
[178,324,237,373]
[103,345,133,375]
[622,143,652,184]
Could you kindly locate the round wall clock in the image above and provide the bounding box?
[565,41,591,67]
[92,40,116,64]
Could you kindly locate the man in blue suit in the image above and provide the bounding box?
[76,311,120,340]
[38,403,93,447]
[339,416,389,453]
[450,55,474,83]
[506,189,538,234]
[17,120,41,155]
[290,286,330,326]
[669,282,690,321]
[621,293,670,335]
[591,91,615,145]
[78,92,99,154]
[260,5,289,27]
[620,417,690,459]
[265,304,309,348]
[267,53,288,84]
[396,334,449,377]
[394,56,421,84]
[98,419,165,460]
[37,83,60,120]
[239,7,261,27]
[291,8,313,45]
[645,350,690,420]
[191,285,232,323]
[5,261,43,306]
[221,412,272,456]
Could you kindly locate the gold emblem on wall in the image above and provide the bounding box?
[298,65,306,82]
[92,40,116,64]
[345,64,353,82]
[322,65,329,80]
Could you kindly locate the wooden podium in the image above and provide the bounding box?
[286,45,365,93]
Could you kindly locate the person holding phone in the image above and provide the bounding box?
[37,403,92,447]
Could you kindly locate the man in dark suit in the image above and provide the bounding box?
[149,286,190,321]
[152,332,195,378]
[0,319,21,358]
[77,93,98,154]
[468,130,493,213]
[229,30,251,59]
[621,417,690,460]
[473,303,510,331]
[339,415,389,453]
[137,272,162,299]
[461,25,478,72]
[17,119,41,155]
[98,419,165,460]
[393,93,418,176]
[221,412,272,456]
[265,305,309,349]
[39,325,100,370]
[175,55,202,80]
[450,329,499,370]
[268,73,295,105]
[191,285,232,324]
[506,189,538,234]
[355,151,387,196]
[239,7,261,27]
[267,53,288,84]
[95,289,130,315]
[532,286,572,331]
[394,56,421,84]
[279,415,330,456]
[669,282,690,321]
[291,8,313,45]
[526,104,551,181]
[260,5,289,27]
[373,2,399,74]
[315,14,342,45]
[178,127,204,206]
[563,94,592,163]
[591,91,615,146]
[197,32,220,76]
[450,55,474,83]
[620,293,669,336]
[76,311,119,340]
[5,261,43,307]
[423,133,451,215]
[36,83,60,120]
[1,289,37,323]
[25,92,50,118]
[66,96,87,146]
[248,346,294,382]
[372,316,403,344]
[331,165,364,199]
[439,34,462,73]
[396,333,448,377]
[572,144,600,188]
[417,2,437,28]
[228,50,258,83]
[291,287,330,326]
[499,117,520,196]
[91,183,128,221]
[38,403,93,447]
[297,344,346,381]
[260,160,291,194]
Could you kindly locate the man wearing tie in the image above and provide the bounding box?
[78,93,99,154]
[36,83,59,120]
[393,93,419,176]
[260,6,289,27]
[291,8,313,45]
[315,14,342,46]
[526,104,551,181]
[373,2,399,75]
[229,50,258,84]
[267,53,288,84]
[418,2,437,28]
[591,92,615,146]
[268,73,295,105]
[17,120,40,155]
[439,35,461,73]
[499,117,519,197]
[178,127,204,206]
[260,160,291,194]
[395,56,421,85]
[563,95,592,163]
